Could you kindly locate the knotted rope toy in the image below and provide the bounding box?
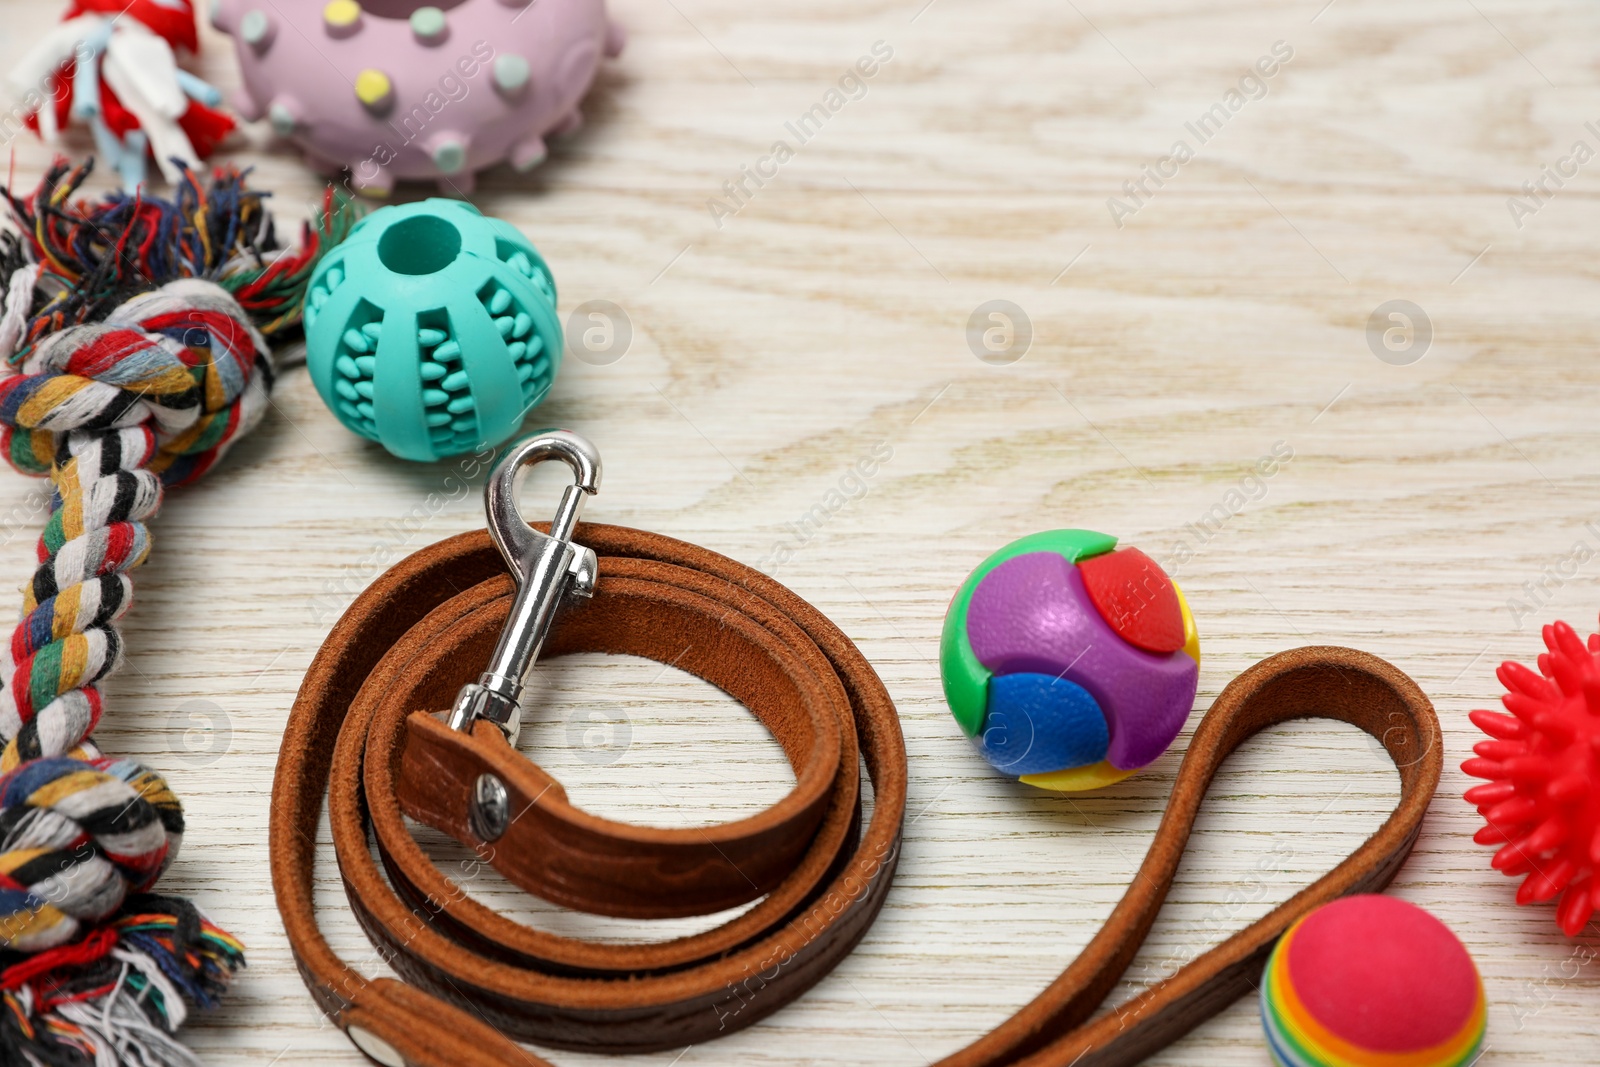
[0,158,334,1066]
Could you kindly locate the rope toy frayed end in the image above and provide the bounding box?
[0,894,246,1067]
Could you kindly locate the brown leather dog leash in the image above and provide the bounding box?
[270,431,1442,1067]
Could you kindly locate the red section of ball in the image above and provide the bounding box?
[1287,895,1480,1052]
[1077,547,1185,654]
[1463,617,1600,936]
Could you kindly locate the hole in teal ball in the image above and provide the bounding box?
[377,214,463,276]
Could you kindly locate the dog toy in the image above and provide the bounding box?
[8,1,234,192]
[212,0,626,196]
[1261,895,1486,1067]
[1463,616,1600,935]
[0,157,333,1065]
[303,198,562,461]
[940,530,1199,791]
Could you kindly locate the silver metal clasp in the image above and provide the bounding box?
[447,429,603,746]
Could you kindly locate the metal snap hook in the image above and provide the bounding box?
[447,429,603,745]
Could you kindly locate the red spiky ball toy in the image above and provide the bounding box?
[1463,618,1600,935]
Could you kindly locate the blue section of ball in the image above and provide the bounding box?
[975,673,1109,776]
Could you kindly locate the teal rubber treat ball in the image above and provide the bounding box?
[303,199,563,462]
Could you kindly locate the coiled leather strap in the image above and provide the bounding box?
[271,522,1440,1067]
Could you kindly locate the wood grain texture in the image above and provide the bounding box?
[2,0,1598,1061]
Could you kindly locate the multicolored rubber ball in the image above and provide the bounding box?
[940,530,1199,791]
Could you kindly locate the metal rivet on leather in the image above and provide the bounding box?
[347,1025,406,1067]
[468,772,510,843]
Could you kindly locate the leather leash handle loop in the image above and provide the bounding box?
[943,645,1441,1067]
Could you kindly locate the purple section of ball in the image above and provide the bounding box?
[966,552,1198,769]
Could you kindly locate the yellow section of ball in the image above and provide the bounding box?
[1174,581,1200,665]
[1019,760,1136,792]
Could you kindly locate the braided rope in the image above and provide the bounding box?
[0,157,334,1066]
[1,283,271,763]
[0,281,269,961]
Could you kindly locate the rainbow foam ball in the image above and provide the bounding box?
[939,530,1200,792]
[1262,895,1486,1067]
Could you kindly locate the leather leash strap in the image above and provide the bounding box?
[271,522,1440,1067]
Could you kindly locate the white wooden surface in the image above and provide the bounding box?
[4,0,1600,1062]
